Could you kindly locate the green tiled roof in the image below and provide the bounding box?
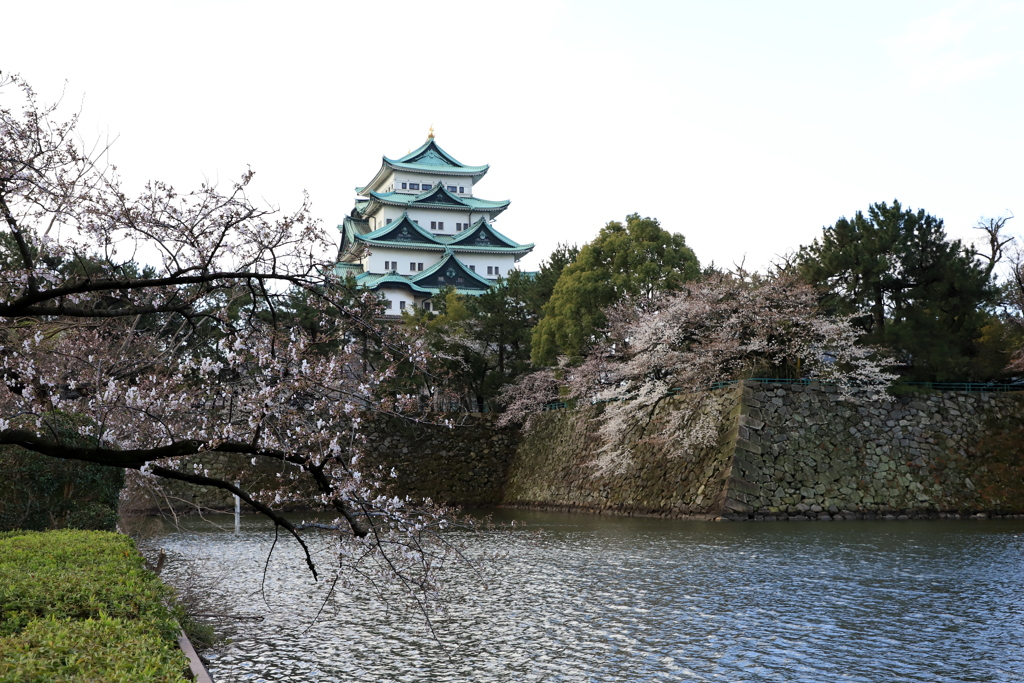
[389,139,489,175]
[355,271,433,294]
[410,251,495,291]
[358,139,489,196]
[446,217,534,252]
[338,216,371,258]
[339,214,531,257]
[352,251,496,296]
[357,212,438,246]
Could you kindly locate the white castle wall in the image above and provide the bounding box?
[376,287,420,314]
[390,172,474,196]
[454,252,517,278]
[368,207,498,235]
[364,247,443,276]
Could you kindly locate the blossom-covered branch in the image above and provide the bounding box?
[501,273,895,472]
[0,72,472,602]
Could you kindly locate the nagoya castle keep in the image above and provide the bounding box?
[336,129,534,313]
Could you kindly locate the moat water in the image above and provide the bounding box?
[144,510,1024,682]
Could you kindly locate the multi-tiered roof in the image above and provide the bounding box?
[336,134,533,312]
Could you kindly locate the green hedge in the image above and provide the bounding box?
[0,530,190,682]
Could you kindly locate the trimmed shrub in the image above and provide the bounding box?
[0,615,188,683]
[0,530,190,682]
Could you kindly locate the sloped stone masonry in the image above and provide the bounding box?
[503,382,1024,520]
[502,389,742,517]
[725,381,1024,520]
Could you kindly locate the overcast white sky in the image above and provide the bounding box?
[3,0,1022,272]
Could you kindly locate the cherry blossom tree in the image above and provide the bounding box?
[0,73,471,604]
[501,273,896,472]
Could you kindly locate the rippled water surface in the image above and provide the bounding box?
[146,511,1024,682]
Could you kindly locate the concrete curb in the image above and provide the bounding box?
[178,629,214,683]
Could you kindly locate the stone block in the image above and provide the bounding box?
[735,438,762,455]
[726,476,761,496]
[722,497,754,514]
[739,414,765,430]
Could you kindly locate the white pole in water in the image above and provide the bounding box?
[234,481,240,534]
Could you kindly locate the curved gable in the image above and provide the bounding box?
[412,253,494,291]
[358,213,439,246]
[449,218,531,250]
[398,139,464,167]
[411,183,468,207]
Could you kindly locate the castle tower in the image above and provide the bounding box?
[336,132,533,314]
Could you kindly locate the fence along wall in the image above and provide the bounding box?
[503,382,1024,519]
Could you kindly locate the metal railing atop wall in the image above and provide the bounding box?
[431,400,494,414]
[707,378,1024,393]
[540,378,1024,412]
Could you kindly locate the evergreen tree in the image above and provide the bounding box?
[526,242,579,318]
[798,200,997,381]
[531,214,700,365]
[406,275,535,411]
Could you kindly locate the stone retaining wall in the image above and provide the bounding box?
[125,414,519,514]
[126,383,1024,521]
[503,390,740,517]
[503,383,1024,520]
[726,382,1024,519]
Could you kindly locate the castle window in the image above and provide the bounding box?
[409,183,420,190]
[459,187,465,193]
[399,301,406,310]
[410,262,415,271]
[384,260,392,270]
[385,299,393,309]
[431,221,437,230]
[447,185,456,192]
[386,218,392,224]
[401,182,408,189]
[469,265,476,272]
[438,221,444,230]
[424,301,431,311]
[487,266,493,275]
[422,183,432,190]
[417,262,424,271]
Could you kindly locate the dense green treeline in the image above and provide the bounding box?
[0,414,122,533]
[409,202,1022,407]
[797,201,1019,382]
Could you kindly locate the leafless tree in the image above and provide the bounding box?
[974,213,1015,278]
